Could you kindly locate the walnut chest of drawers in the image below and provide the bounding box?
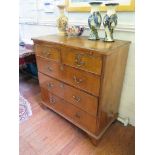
[32,35,130,145]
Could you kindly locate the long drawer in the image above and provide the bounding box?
[41,87,97,133]
[61,46,102,75]
[38,72,98,116]
[36,56,101,96]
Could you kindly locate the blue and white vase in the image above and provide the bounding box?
[103,3,119,42]
[88,2,102,40]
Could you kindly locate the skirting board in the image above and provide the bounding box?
[117,116,129,126]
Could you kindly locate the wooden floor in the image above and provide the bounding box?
[19,73,135,155]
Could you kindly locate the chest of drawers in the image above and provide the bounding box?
[32,35,130,145]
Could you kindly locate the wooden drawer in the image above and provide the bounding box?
[34,44,60,62]
[37,56,101,96]
[38,72,98,116]
[33,35,131,144]
[41,87,97,133]
[36,56,61,78]
[61,47,102,75]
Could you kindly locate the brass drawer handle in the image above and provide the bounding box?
[42,49,51,57]
[46,52,51,57]
[47,83,54,89]
[41,50,46,55]
[75,112,81,118]
[75,54,85,67]
[46,66,53,72]
[60,83,64,88]
[50,96,56,104]
[60,65,64,71]
[73,76,83,84]
[73,95,81,102]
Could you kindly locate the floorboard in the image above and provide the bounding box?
[19,73,135,155]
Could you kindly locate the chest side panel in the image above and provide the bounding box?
[97,44,130,134]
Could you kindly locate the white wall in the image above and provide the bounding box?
[19,1,135,126]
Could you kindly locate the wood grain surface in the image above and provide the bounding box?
[36,56,101,96]
[61,46,103,75]
[35,43,60,62]
[38,72,98,117]
[19,73,135,155]
[32,35,130,55]
[32,35,131,145]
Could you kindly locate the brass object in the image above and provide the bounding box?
[50,96,56,104]
[60,65,64,71]
[47,66,53,72]
[75,54,85,67]
[60,83,64,88]
[47,83,54,89]
[75,112,81,118]
[73,76,83,84]
[73,95,81,102]
[42,49,51,57]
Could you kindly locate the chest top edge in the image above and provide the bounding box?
[32,35,131,56]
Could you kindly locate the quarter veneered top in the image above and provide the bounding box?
[32,35,130,55]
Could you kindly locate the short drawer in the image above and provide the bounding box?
[36,57,101,96]
[39,72,98,116]
[41,87,97,133]
[61,47,102,75]
[36,56,61,78]
[34,44,60,61]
